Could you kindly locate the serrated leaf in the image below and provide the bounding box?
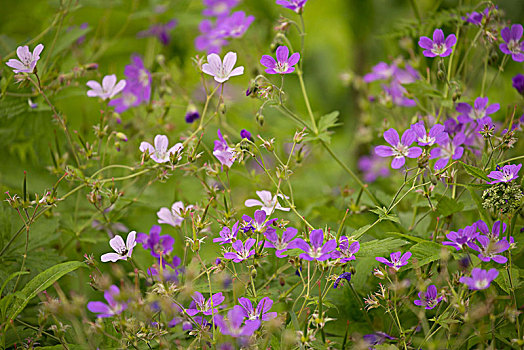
[370,207,400,223]
[318,111,341,132]
[461,162,490,182]
[7,261,85,321]
[409,241,444,267]
[435,196,464,217]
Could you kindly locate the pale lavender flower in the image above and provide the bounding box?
[195,20,228,54]
[136,225,174,258]
[429,132,465,170]
[216,11,254,38]
[260,46,300,75]
[237,297,277,322]
[499,24,524,62]
[418,29,457,57]
[374,128,422,169]
[487,164,522,184]
[363,60,419,84]
[87,285,126,318]
[294,229,337,261]
[442,224,478,251]
[186,292,225,316]
[512,74,524,95]
[468,234,510,264]
[244,190,290,215]
[214,222,240,244]
[264,226,298,258]
[202,51,244,83]
[333,272,352,289]
[410,121,449,146]
[375,251,411,271]
[202,0,239,17]
[276,0,307,13]
[109,55,151,113]
[223,238,256,262]
[137,19,177,45]
[382,81,416,107]
[331,237,360,262]
[86,74,126,100]
[140,135,183,163]
[6,44,44,73]
[100,231,137,262]
[157,201,192,227]
[213,306,260,338]
[414,285,443,310]
[456,97,500,123]
[460,268,498,290]
[213,129,236,167]
[358,154,390,182]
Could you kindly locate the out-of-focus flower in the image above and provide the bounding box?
[418,29,457,57]
[456,97,500,123]
[487,164,522,184]
[87,285,126,318]
[460,268,498,290]
[414,285,443,309]
[374,128,422,169]
[463,7,491,26]
[202,0,239,17]
[331,236,360,262]
[244,190,290,215]
[499,24,524,62]
[260,46,300,74]
[6,44,44,73]
[136,225,174,258]
[157,201,192,228]
[86,74,126,100]
[240,129,252,141]
[363,332,395,346]
[140,135,183,163]
[216,11,254,38]
[213,306,260,337]
[195,20,229,54]
[101,231,136,262]
[294,229,337,261]
[237,297,277,323]
[375,251,411,271]
[137,19,177,45]
[202,52,244,83]
[223,238,256,262]
[358,154,390,182]
[185,105,200,123]
[213,129,236,168]
[429,132,465,170]
[382,81,417,107]
[512,74,524,95]
[333,272,352,289]
[276,0,307,13]
[109,55,151,113]
[186,292,225,316]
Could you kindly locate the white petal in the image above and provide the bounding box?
[154,135,169,152]
[244,199,263,207]
[16,46,30,61]
[126,231,137,251]
[229,66,244,78]
[167,143,183,156]
[171,201,185,216]
[101,253,123,262]
[256,190,272,203]
[109,235,125,253]
[222,52,237,75]
[157,207,176,226]
[207,53,222,74]
[102,74,117,91]
[139,141,155,154]
[110,80,126,98]
[32,44,44,59]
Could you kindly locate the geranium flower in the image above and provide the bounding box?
[260,46,300,74]
[375,251,411,271]
[109,55,151,113]
[86,74,126,100]
[241,209,277,234]
[487,164,522,184]
[140,135,183,163]
[244,190,290,215]
[136,225,174,258]
[213,306,260,338]
[460,268,498,290]
[414,285,443,310]
[216,11,254,38]
[186,292,225,316]
[202,51,244,83]
[157,201,191,227]
[213,129,236,168]
[333,272,352,289]
[418,29,457,57]
[202,0,239,17]
[6,44,44,73]
[237,297,277,323]
[374,128,422,169]
[456,97,500,124]
[101,231,137,262]
[410,121,449,146]
[294,229,337,261]
[87,285,126,318]
[429,132,465,170]
[223,238,256,262]
[276,0,307,13]
[331,236,360,262]
[442,224,478,251]
[263,226,298,258]
[499,24,524,62]
[214,222,240,244]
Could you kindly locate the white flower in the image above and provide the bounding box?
[202,52,244,83]
[6,44,44,73]
[139,135,183,163]
[86,74,126,100]
[101,231,137,262]
[157,201,193,227]
[244,190,290,215]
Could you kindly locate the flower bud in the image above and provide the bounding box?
[256,112,264,126]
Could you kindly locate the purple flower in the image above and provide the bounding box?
[87,285,126,318]
[216,11,254,38]
[148,256,182,282]
[418,29,457,57]
[414,285,443,310]
[109,55,151,113]
[333,272,352,289]
[237,297,277,322]
[214,222,240,244]
[358,154,390,182]
[294,229,337,261]
[140,135,183,163]
[185,106,200,123]
[374,128,422,169]
[260,46,300,75]
[442,224,478,251]
[499,24,524,62]
[195,20,228,54]
[202,0,239,17]
[202,52,244,83]
[363,332,395,346]
[241,209,277,234]
[264,226,298,258]
[463,7,491,26]
[6,44,44,73]
[100,231,136,262]
[382,81,417,107]
[223,238,256,262]
[275,0,307,13]
[512,74,524,95]
[213,306,260,338]
[86,74,126,100]
[410,121,449,146]
[375,251,411,271]
[363,60,420,84]
[468,234,510,264]
[476,220,507,239]
[487,164,522,184]
[213,129,236,168]
[186,292,225,316]
[456,97,500,123]
[244,191,290,215]
[137,19,177,45]
[460,268,498,290]
[240,129,252,141]
[157,201,192,227]
[429,132,465,170]
[136,225,174,258]
[331,237,359,262]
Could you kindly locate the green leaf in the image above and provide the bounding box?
[0,271,29,296]
[358,238,408,257]
[465,186,492,227]
[409,241,444,268]
[385,231,426,243]
[435,196,464,217]
[304,111,340,144]
[460,162,490,182]
[7,261,85,321]
[370,207,400,223]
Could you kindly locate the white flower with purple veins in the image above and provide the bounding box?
[410,121,449,147]
[456,97,500,124]
[487,164,522,184]
[86,74,126,100]
[213,129,236,168]
[6,44,44,73]
[331,236,360,262]
[224,238,256,263]
[101,231,137,262]
[244,190,290,215]
[157,201,191,227]
[202,51,244,83]
[294,229,337,261]
[429,132,465,170]
[264,226,298,258]
[374,128,422,169]
[140,134,183,163]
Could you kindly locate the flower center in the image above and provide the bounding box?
[309,246,323,258]
[276,62,289,73]
[432,43,446,55]
[475,279,488,289]
[419,134,436,145]
[393,143,409,157]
